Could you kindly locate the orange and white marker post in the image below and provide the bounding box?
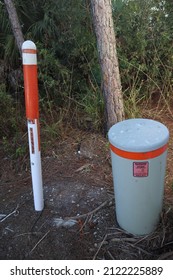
[22,40,44,211]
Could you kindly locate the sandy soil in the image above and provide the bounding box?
[0,108,173,260]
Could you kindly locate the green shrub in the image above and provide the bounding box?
[0,85,19,138]
[114,0,173,99]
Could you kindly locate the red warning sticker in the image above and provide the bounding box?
[133,162,149,177]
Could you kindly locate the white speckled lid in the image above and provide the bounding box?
[108,119,169,152]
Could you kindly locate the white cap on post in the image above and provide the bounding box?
[22,40,37,65]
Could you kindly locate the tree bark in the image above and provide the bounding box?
[90,0,125,130]
[4,0,24,57]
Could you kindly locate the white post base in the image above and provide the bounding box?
[28,119,44,211]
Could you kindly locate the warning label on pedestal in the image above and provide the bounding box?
[133,162,149,177]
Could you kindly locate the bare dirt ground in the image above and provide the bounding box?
[0,105,173,260]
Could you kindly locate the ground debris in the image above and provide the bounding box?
[0,214,6,220]
[0,126,173,260]
[0,205,19,223]
[93,207,173,260]
[53,218,77,228]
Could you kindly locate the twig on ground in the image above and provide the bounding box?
[78,216,89,233]
[0,205,19,223]
[29,230,50,255]
[107,250,115,260]
[0,214,6,220]
[161,229,166,247]
[75,163,93,173]
[14,232,41,238]
[110,227,133,235]
[128,243,153,256]
[93,234,108,260]
[134,234,151,245]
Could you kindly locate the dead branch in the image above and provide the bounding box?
[93,234,108,260]
[0,205,19,223]
[29,230,50,255]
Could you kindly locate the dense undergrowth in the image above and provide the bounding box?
[0,0,173,157]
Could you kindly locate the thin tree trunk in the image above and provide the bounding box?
[90,0,125,130]
[4,0,24,57]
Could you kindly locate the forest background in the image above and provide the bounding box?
[0,0,173,157]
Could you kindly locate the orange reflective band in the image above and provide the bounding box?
[23,65,39,119]
[110,143,168,160]
[22,49,37,54]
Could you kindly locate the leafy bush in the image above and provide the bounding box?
[1,0,173,135]
[0,85,27,159]
[113,0,173,99]
[0,85,20,138]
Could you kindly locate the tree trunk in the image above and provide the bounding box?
[90,0,125,130]
[4,0,24,57]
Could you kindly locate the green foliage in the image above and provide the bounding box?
[0,84,27,159]
[0,0,103,131]
[113,0,173,99]
[0,84,19,138]
[2,135,27,159]
[1,0,173,142]
[80,88,104,130]
[37,45,71,107]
